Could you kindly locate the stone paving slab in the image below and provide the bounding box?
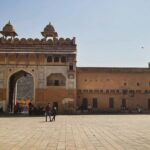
[0,115,150,150]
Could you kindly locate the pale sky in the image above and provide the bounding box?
[1,0,150,67]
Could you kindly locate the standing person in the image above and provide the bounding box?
[52,106,57,121]
[14,103,18,114]
[45,103,52,122]
[28,102,33,116]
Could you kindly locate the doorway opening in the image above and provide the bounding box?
[53,102,58,111]
[8,70,34,113]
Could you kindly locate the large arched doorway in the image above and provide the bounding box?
[8,70,34,113]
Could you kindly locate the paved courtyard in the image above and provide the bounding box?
[0,115,150,150]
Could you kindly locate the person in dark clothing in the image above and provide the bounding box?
[45,103,52,122]
[51,106,57,121]
[14,103,18,114]
[28,102,34,116]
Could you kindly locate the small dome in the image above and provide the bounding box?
[3,21,15,32]
[41,23,58,38]
[0,21,18,37]
[44,23,55,33]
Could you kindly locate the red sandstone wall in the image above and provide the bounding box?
[0,88,6,101]
[77,68,150,112]
[35,88,76,112]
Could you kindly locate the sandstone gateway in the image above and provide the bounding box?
[0,22,150,113]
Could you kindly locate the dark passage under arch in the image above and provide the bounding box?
[8,70,34,112]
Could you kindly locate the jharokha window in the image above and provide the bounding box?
[47,73,66,86]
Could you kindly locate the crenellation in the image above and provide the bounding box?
[0,37,76,47]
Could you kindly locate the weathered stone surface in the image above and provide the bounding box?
[0,115,150,150]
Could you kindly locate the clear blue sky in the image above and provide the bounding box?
[1,0,150,67]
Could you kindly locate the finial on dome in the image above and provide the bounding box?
[8,20,11,25]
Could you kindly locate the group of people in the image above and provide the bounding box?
[14,102,57,121]
[45,103,57,122]
[12,102,58,120]
[28,102,44,116]
[14,103,28,114]
[13,102,44,115]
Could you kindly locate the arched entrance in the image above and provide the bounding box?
[53,102,58,110]
[8,70,34,113]
[82,98,88,110]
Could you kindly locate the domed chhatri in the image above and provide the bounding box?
[0,21,18,38]
[41,22,58,39]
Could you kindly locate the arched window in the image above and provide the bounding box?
[69,64,74,71]
[109,97,114,109]
[82,98,88,110]
[47,56,52,62]
[47,73,66,86]
[61,56,66,63]
[93,98,98,108]
[54,56,59,62]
